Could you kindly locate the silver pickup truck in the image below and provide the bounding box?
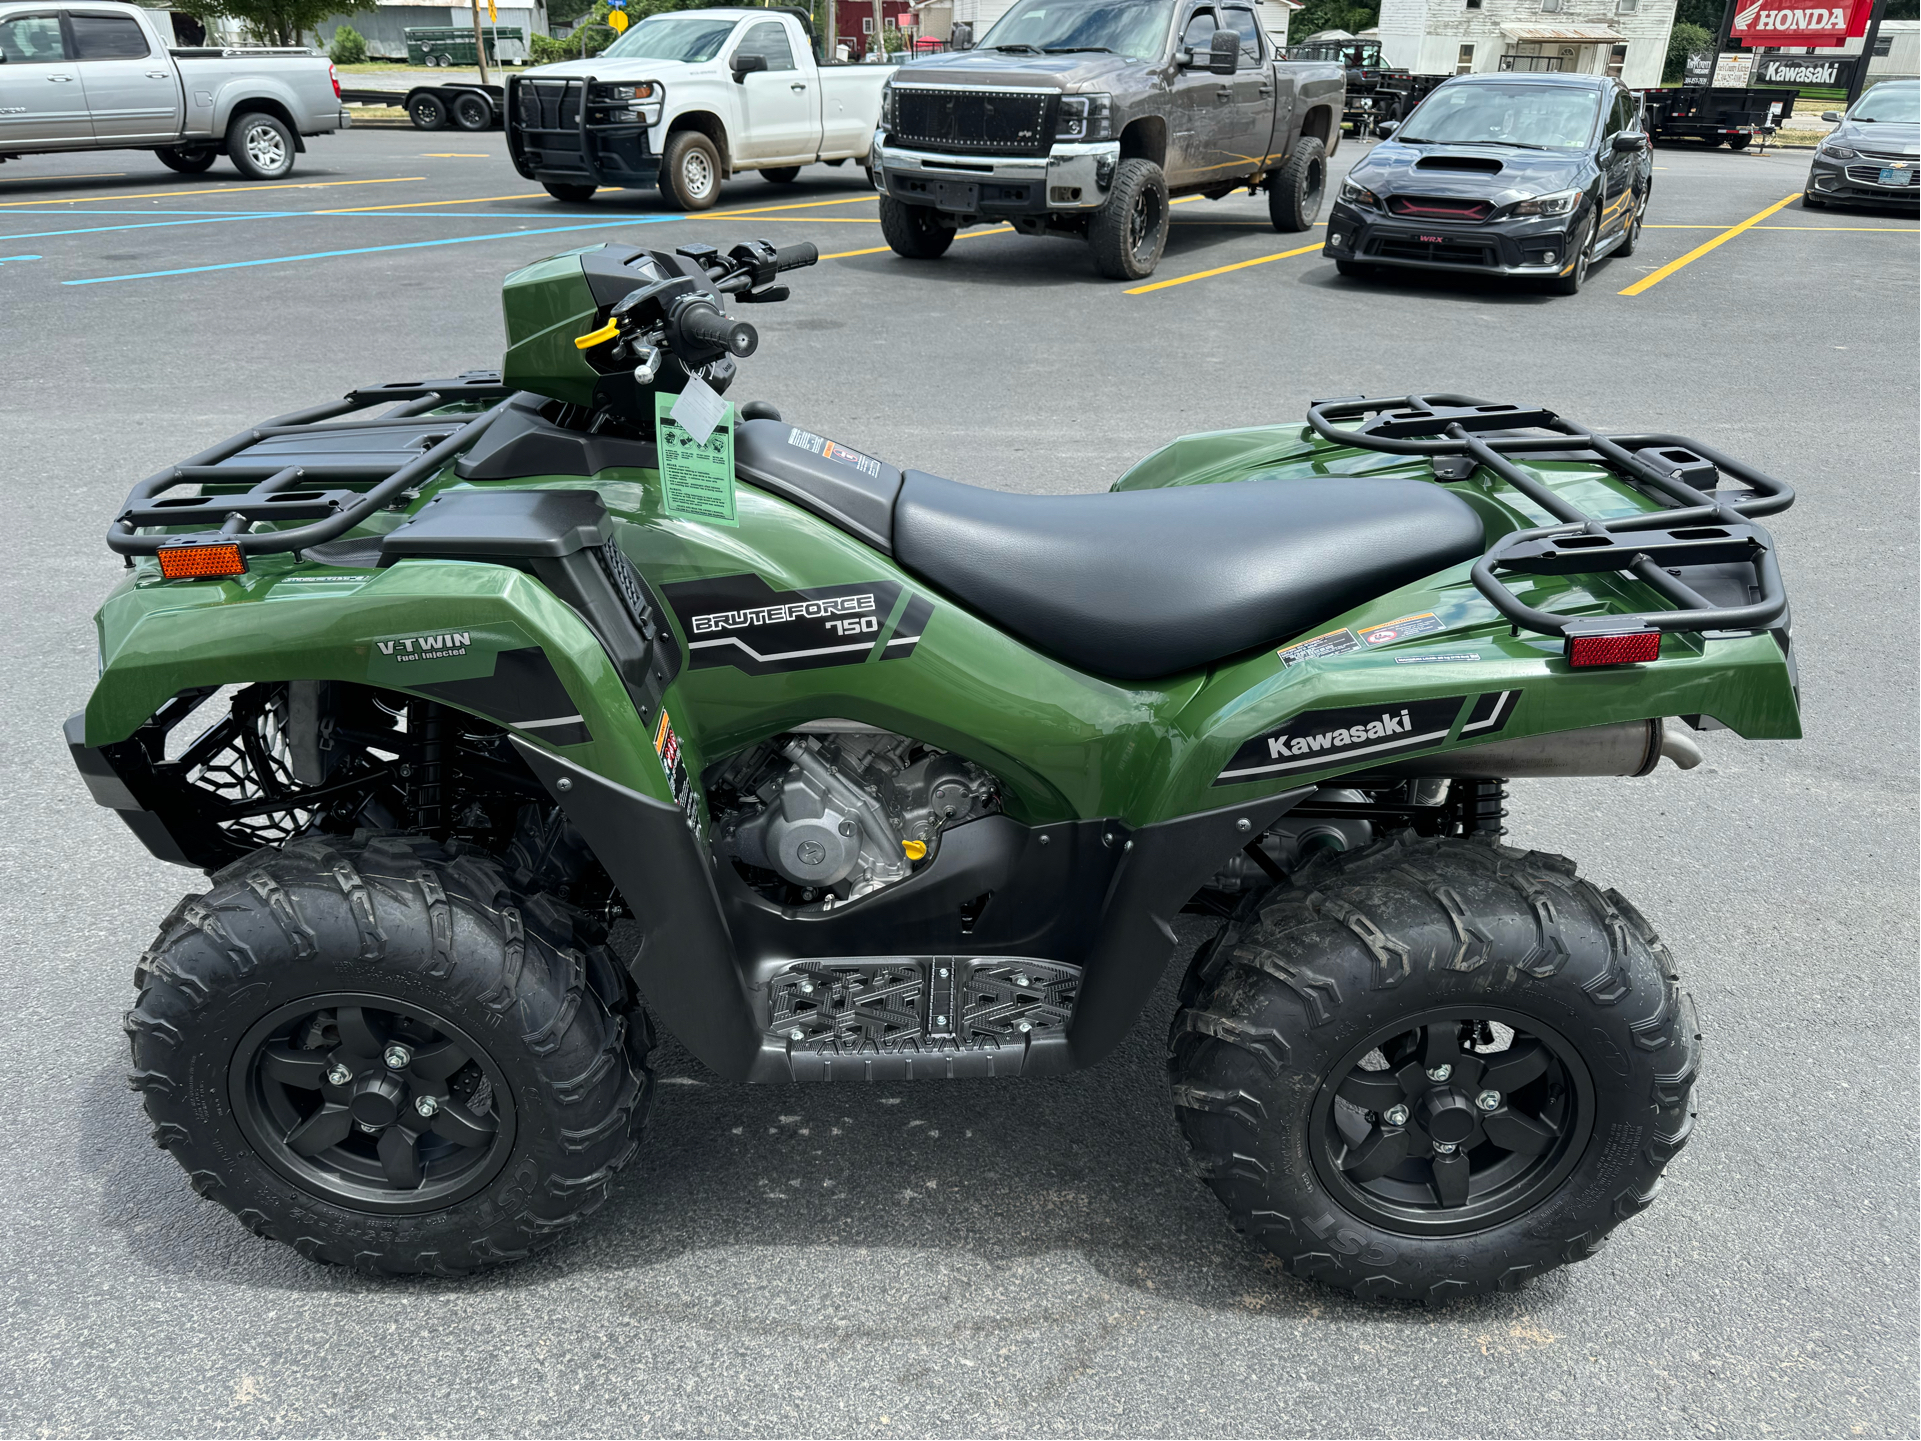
[0,1,348,179]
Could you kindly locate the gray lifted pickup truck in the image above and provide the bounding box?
[871,0,1344,279]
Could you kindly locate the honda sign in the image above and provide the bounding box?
[1730,0,1870,48]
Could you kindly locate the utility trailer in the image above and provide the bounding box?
[1638,85,1799,148]
[339,83,504,130]
[1286,39,1445,138]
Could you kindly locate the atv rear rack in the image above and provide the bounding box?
[107,374,514,563]
[1305,394,1796,639]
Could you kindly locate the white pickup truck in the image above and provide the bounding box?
[0,1,347,179]
[507,6,893,208]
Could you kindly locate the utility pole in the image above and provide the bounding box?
[1846,0,1887,105]
[871,0,883,56]
[469,0,491,84]
[826,0,836,58]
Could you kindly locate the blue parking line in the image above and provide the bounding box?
[0,211,303,242]
[63,216,684,285]
[0,253,41,264]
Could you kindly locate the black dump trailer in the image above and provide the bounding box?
[1287,40,1446,137]
[1639,85,1799,148]
[338,83,505,131]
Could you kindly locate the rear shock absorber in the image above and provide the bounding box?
[412,700,447,833]
[1455,778,1508,838]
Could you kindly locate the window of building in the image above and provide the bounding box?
[1456,41,1475,71]
[1466,0,1483,10]
[1872,34,1892,56]
[862,15,874,32]
[1606,41,1627,76]
[1616,0,1638,12]
[1540,0,1566,13]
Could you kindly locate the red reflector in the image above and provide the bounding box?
[157,544,246,580]
[1566,630,1661,667]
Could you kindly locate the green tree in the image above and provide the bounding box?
[328,21,367,62]
[1287,0,1379,42]
[174,0,374,47]
[1664,21,1710,80]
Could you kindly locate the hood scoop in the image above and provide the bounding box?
[1415,155,1505,174]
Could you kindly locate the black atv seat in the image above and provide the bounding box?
[730,419,1487,682]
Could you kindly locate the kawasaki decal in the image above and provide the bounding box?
[1214,691,1520,784]
[662,573,918,675]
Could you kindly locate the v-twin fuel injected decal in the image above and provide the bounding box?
[1214,690,1521,784]
[662,573,923,675]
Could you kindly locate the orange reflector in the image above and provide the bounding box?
[1566,629,1660,667]
[157,543,246,580]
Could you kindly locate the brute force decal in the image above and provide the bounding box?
[662,573,910,675]
[1214,690,1520,784]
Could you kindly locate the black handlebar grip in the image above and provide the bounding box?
[774,242,818,271]
[679,303,759,358]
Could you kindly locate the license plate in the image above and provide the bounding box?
[934,180,978,211]
[1879,165,1910,186]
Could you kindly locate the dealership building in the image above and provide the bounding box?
[1374,0,1677,86]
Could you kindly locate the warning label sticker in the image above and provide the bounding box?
[1277,627,1362,668]
[1359,612,1447,647]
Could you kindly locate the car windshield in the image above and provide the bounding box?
[601,14,739,63]
[1852,83,1920,124]
[1399,82,1602,149]
[975,0,1173,61]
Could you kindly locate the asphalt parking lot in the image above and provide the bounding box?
[1,127,1916,1438]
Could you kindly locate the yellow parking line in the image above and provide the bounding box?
[820,223,1011,261]
[0,171,126,184]
[1649,223,1914,231]
[321,190,551,212]
[1125,241,1322,294]
[708,193,879,217]
[1618,193,1799,296]
[0,175,425,208]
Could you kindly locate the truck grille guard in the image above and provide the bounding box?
[1305,394,1796,639]
[106,374,514,561]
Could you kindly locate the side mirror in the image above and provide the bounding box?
[1820,110,1840,122]
[731,51,768,81]
[950,21,972,50]
[1374,118,1397,135]
[1208,28,1239,74]
[1612,131,1643,152]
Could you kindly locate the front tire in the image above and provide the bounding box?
[878,195,955,258]
[227,110,297,180]
[1547,211,1594,295]
[760,166,801,184]
[658,129,723,211]
[1268,135,1327,232]
[543,181,597,204]
[124,834,653,1274]
[1169,833,1697,1301]
[155,143,218,174]
[1088,157,1169,280]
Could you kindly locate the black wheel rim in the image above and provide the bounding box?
[1126,185,1165,264]
[1575,218,1593,284]
[1309,1007,1594,1237]
[1303,158,1325,216]
[229,992,517,1214]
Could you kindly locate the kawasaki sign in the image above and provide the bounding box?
[1753,54,1857,86]
[1731,0,1869,47]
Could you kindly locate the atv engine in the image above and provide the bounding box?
[709,726,998,908]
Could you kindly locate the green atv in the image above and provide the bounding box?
[73,238,1799,1298]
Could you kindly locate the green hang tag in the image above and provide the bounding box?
[653,385,737,528]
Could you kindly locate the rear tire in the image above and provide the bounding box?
[878,195,955,258]
[760,165,801,183]
[659,129,723,210]
[1268,135,1327,232]
[409,92,448,130]
[124,833,653,1275]
[450,91,493,131]
[155,143,218,174]
[1088,157,1169,280]
[543,181,597,203]
[1168,832,1697,1301]
[226,110,297,181]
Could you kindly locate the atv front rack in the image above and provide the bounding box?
[1305,394,1796,638]
[107,374,514,562]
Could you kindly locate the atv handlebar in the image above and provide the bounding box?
[672,298,759,361]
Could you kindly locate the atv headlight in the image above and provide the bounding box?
[1817,140,1857,159]
[1509,187,1581,218]
[1056,93,1113,142]
[1338,178,1381,208]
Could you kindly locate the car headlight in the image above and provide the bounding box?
[1056,93,1113,142]
[1508,187,1581,218]
[881,82,896,130]
[592,81,660,123]
[1818,141,1857,159]
[1338,178,1381,208]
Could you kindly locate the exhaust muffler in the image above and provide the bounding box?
[1387,718,1703,779]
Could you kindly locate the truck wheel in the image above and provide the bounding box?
[760,166,801,184]
[451,91,494,131]
[1727,134,1751,151]
[123,833,654,1275]
[543,181,598,204]
[878,196,954,258]
[1547,211,1594,295]
[409,93,447,129]
[1268,135,1326,232]
[659,130,723,211]
[1088,157,1169,281]
[227,110,297,181]
[155,144,218,174]
[1168,832,1698,1301]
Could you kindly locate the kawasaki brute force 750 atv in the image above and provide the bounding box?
[74,238,1798,1298]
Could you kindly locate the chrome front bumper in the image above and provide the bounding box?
[871,135,1120,213]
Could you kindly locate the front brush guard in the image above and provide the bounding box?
[1306,394,1796,637]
